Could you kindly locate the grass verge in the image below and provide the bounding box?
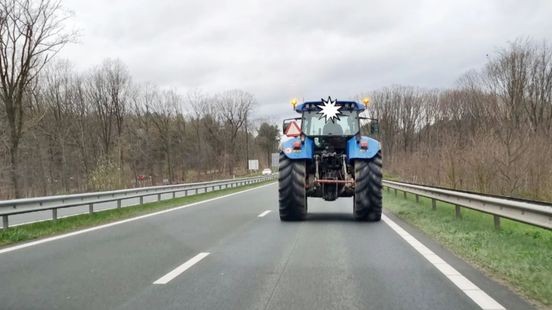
[383,191,552,307]
[0,180,275,248]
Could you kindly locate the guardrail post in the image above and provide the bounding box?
[403,191,407,199]
[494,215,501,230]
[117,199,122,208]
[139,196,144,205]
[195,188,199,195]
[415,194,419,203]
[432,199,436,210]
[89,203,94,214]
[455,205,462,219]
[52,208,58,220]
[157,193,161,201]
[3,214,9,228]
[184,190,188,197]
[172,192,176,199]
[386,186,390,193]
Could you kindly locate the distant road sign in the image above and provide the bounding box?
[248,160,259,170]
[271,153,279,167]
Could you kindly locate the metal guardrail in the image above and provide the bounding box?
[0,176,274,209]
[383,180,552,230]
[0,175,276,229]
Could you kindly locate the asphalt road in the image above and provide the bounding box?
[0,183,533,310]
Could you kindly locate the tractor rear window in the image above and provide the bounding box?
[302,110,359,136]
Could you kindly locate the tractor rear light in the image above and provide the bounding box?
[360,141,368,149]
[293,141,302,149]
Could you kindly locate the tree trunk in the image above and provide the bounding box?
[9,145,22,198]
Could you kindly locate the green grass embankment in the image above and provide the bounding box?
[384,191,552,307]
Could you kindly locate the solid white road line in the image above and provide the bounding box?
[153,252,210,285]
[0,183,276,255]
[382,215,505,310]
[258,210,272,217]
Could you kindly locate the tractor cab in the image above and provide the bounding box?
[283,98,378,140]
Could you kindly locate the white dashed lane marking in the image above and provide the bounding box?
[153,252,210,285]
[258,210,272,217]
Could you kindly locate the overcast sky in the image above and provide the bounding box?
[60,0,552,121]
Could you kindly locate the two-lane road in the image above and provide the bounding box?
[0,183,533,309]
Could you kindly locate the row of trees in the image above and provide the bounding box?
[0,58,280,198]
[365,39,552,201]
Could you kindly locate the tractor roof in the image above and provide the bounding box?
[295,100,366,113]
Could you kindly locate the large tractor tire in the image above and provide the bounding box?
[279,153,307,221]
[353,151,382,221]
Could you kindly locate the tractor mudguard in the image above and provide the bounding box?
[280,137,314,160]
[346,136,380,162]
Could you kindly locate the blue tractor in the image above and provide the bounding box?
[279,97,382,221]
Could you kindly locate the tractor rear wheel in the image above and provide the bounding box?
[353,151,382,221]
[279,153,307,221]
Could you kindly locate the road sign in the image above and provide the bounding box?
[248,159,259,171]
[285,121,301,137]
[271,153,279,167]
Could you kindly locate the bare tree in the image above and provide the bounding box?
[150,89,180,183]
[256,122,278,167]
[186,90,209,174]
[86,59,129,164]
[40,60,74,192]
[215,90,253,175]
[0,0,73,197]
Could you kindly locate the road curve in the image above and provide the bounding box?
[0,183,533,309]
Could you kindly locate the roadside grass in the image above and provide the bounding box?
[0,180,275,248]
[383,191,552,307]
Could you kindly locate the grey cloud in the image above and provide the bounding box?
[60,0,552,121]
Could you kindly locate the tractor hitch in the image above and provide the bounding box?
[314,179,355,185]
